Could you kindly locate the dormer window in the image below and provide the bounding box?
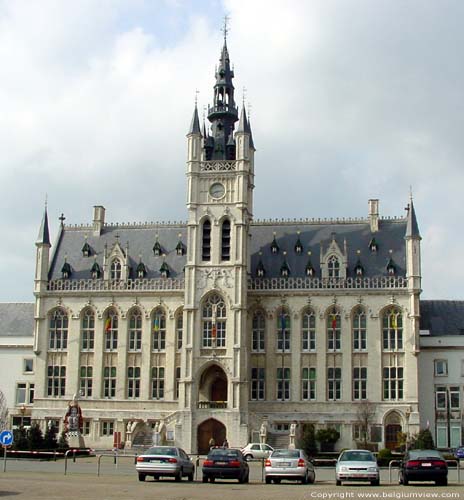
[91,261,101,279]
[270,235,279,254]
[153,240,162,256]
[136,262,147,279]
[328,255,340,278]
[280,256,290,277]
[387,258,396,276]
[354,260,364,277]
[294,235,303,254]
[306,264,315,277]
[82,241,91,257]
[160,262,170,278]
[61,261,72,279]
[110,259,122,280]
[256,258,265,278]
[369,238,378,253]
[176,237,185,256]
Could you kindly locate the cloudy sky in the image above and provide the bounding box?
[0,0,463,302]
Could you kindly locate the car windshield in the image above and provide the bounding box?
[209,449,240,458]
[271,449,300,458]
[146,447,178,456]
[340,451,375,462]
[408,450,442,460]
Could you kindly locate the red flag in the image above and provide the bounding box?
[212,323,217,339]
[105,318,111,332]
[331,314,337,330]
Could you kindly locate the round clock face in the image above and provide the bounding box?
[210,182,225,199]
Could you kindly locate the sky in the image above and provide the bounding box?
[0,0,463,302]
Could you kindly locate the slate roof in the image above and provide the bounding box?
[420,300,464,336]
[49,224,188,280]
[249,218,407,279]
[49,217,407,281]
[0,303,34,337]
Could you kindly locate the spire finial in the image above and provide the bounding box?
[45,194,48,210]
[194,89,200,106]
[242,86,247,107]
[409,185,413,201]
[222,15,230,43]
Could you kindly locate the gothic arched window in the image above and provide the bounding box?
[328,255,340,278]
[252,311,265,352]
[81,309,95,351]
[327,309,341,351]
[152,309,166,351]
[352,307,367,351]
[110,259,122,280]
[104,309,118,351]
[221,219,231,261]
[49,309,68,351]
[382,307,403,351]
[202,219,211,261]
[128,309,142,352]
[277,309,291,352]
[202,294,226,348]
[302,309,316,352]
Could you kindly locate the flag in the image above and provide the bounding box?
[331,314,337,330]
[153,317,160,332]
[211,322,217,339]
[390,313,397,330]
[105,318,111,332]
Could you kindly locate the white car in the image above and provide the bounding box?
[335,449,380,486]
[241,443,274,461]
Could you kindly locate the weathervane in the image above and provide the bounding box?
[222,15,230,42]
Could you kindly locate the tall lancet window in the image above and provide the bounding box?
[221,219,231,261]
[202,294,226,348]
[202,219,211,261]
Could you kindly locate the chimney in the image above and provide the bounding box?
[368,199,379,233]
[93,205,106,235]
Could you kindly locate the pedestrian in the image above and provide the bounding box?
[222,438,229,448]
[208,436,215,449]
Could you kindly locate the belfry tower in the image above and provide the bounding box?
[181,28,255,452]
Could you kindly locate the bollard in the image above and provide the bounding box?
[196,455,200,481]
[73,449,76,463]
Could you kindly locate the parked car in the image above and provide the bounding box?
[335,449,380,486]
[241,443,274,461]
[399,449,448,486]
[454,447,464,460]
[202,448,249,483]
[264,448,316,484]
[135,446,194,482]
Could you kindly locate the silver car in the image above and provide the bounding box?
[335,449,380,486]
[136,446,194,482]
[265,448,316,484]
[241,443,274,461]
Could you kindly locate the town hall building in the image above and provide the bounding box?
[31,36,423,453]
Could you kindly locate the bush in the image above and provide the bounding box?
[377,448,394,466]
[411,428,435,450]
[301,423,317,456]
[58,430,69,450]
[27,424,44,450]
[44,424,58,450]
[13,426,28,450]
[316,428,340,444]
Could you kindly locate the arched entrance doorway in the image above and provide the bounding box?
[198,364,228,406]
[197,418,226,454]
[385,411,402,450]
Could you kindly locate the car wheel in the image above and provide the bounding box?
[138,473,146,482]
[336,479,342,486]
[371,479,380,486]
[436,478,448,486]
[265,477,271,484]
[403,475,409,486]
[308,472,315,484]
[210,476,215,483]
[202,475,208,483]
[175,469,182,482]
[301,473,308,485]
[244,454,252,462]
[153,475,159,481]
[274,478,281,484]
[244,472,249,484]
[187,470,194,482]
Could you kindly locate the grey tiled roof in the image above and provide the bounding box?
[249,218,407,278]
[49,225,188,280]
[420,300,464,336]
[0,303,34,337]
[49,217,407,281]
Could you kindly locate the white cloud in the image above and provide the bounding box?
[0,0,463,299]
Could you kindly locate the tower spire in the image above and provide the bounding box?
[206,21,238,160]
